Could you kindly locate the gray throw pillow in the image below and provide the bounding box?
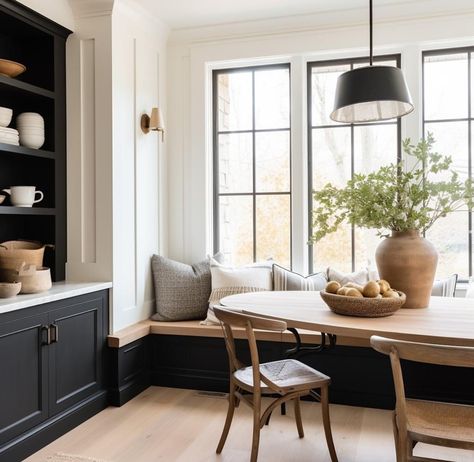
[273,264,327,291]
[151,255,214,321]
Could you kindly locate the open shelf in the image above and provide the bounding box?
[0,74,55,99]
[0,206,55,215]
[0,142,54,159]
[0,0,71,282]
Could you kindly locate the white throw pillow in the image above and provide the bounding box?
[431,274,458,297]
[327,267,373,286]
[201,258,273,325]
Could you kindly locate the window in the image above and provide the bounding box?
[423,48,473,280]
[213,64,291,267]
[308,56,401,273]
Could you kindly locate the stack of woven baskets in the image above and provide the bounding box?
[0,240,52,297]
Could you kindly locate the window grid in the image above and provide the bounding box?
[212,64,292,266]
[307,55,402,274]
[422,47,473,279]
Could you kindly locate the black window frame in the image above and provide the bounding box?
[307,54,402,273]
[422,46,473,280]
[212,63,292,266]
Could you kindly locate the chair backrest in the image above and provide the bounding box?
[370,335,474,437]
[213,307,287,392]
[370,336,474,368]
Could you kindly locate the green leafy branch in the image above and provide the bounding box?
[310,134,474,243]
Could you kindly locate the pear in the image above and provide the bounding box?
[326,281,341,294]
[362,280,381,298]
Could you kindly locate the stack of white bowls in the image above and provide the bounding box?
[16,112,45,149]
[0,106,19,146]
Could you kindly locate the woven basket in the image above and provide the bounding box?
[0,240,50,271]
[320,290,406,317]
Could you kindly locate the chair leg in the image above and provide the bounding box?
[216,382,237,454]
[392,411,402,462]
[320,386,338,462]
[406,435,414,462]
[250,392,262,462]
[293,397,304,438]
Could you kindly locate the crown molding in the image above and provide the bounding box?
[115,0,170,38]
[169,0,474,45]
[69,0,115,19]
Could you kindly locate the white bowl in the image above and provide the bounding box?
[0,107,12,127]
[19,133,44,149]
[17,112,44,123]
[18,127,44,134]
[17,121,44,127]
[0,126,18,134]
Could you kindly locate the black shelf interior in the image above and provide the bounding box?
[0,0,71,281]
[0,142,54,159]
[0,9,54,91]
[0,156,54,207]
[0,87,54,151]
[0,206,55,215]
[0,75,55,99]
[0,214,56,275]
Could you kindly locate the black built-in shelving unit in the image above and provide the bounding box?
[0,0,71,280]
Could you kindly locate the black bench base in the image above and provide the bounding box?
[110,334,474,410]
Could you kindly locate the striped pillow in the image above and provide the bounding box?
[431,274,458,297]
[273,264,327,291]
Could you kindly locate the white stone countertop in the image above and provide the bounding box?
[0,281,112,314]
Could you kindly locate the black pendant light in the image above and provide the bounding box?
[330,0,414,123]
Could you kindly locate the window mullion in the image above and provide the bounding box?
[252,70,257,263]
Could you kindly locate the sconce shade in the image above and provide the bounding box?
[141,107,165,141]
[149,107,164,131]
[330,66,414,123]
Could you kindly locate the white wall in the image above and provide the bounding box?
[166,3,474,272]
[111,1,168,330]
[66,0,169,332]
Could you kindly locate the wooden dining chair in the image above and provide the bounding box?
[370,335,474,462]
[213,306,338,462]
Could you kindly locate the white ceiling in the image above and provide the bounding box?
[136,0,416,30]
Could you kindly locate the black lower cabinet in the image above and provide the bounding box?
[0,290,109,462]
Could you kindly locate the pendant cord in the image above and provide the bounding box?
[369,0,373,66]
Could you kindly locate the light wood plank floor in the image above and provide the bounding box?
[27,387,474,462]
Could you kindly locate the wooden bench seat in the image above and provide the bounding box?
[107,319,370,349]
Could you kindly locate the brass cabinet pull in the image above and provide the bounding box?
[50,323,59,343]
[41,325,51,345]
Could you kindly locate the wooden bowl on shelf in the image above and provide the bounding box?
[0,282,21,298]
[320,290,406,317]
[0,59,26,78]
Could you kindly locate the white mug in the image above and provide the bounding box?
[2,186,44,207]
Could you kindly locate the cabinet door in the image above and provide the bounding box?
[48,297,104,415]
[0,314,49,446]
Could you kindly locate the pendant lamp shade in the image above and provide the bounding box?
[330,65,414,123]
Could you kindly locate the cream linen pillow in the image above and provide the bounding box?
[202,258,273,325]
[327,267,374,286]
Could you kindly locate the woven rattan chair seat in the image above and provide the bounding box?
[406,399,474,446]
[234,359,330,392]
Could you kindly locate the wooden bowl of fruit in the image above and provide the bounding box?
[320,280,406,317]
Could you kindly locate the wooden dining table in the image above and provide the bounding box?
[220,291,474,347]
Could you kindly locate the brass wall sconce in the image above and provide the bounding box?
[141,107,165,141]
